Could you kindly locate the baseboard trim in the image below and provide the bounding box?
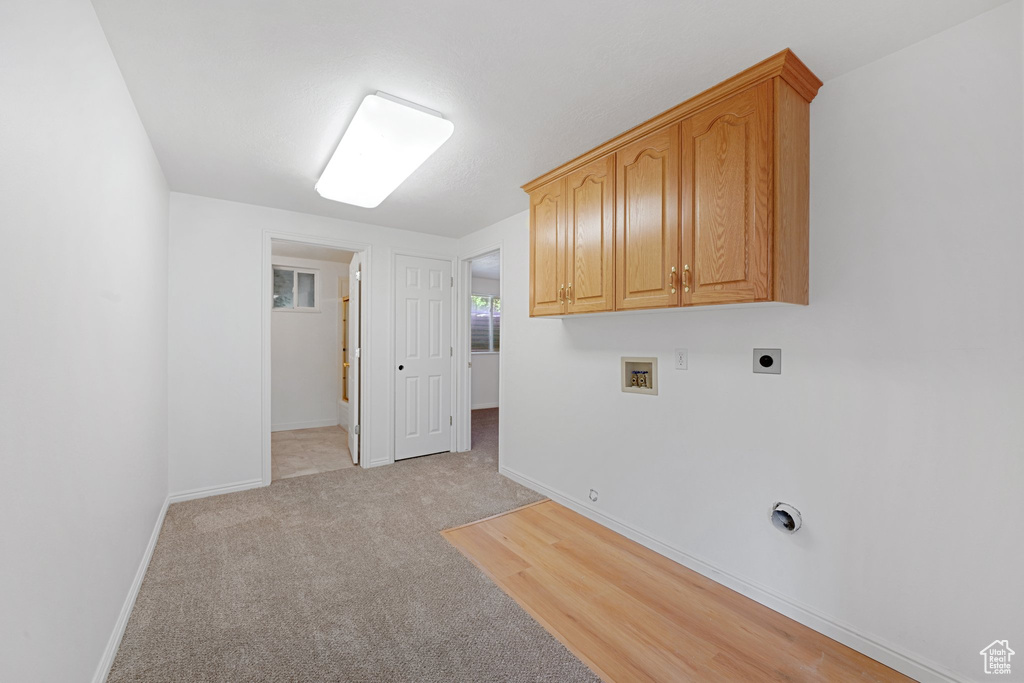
[271,418,339,432]
[471,402,499,410]
[91,495,169,683]
[498,465,963,683]
[168,478,264,504]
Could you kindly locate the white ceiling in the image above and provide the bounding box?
[471,252,501,281]
[272,241,354,264]
[92,0,1007,238]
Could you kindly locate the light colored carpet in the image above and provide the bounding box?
[471,406,499,453]
[109,409,598,682]
[272,425,354,481]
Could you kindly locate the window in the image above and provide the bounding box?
[471,295,500,352]
[273,267,319,311]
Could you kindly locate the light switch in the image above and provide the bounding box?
[674,348,688,370]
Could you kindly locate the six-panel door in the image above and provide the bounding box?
[566,155,615,314]
[529,177,566,316]
[615,125,680,310]
[681,82,772,304]
[394,255,452,460]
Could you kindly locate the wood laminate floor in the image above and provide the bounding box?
[443,500,912,682]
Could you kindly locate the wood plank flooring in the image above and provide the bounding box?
[442,500,911,682]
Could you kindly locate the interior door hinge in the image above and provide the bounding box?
[450,276,454,287]
[355,347,361,358]
[450,346,453,357]
[355,270,361,281]
[354,424,360,435]
[449,416,453,426]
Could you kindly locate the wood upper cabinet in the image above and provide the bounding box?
[529,177,566,316]
[615,125,679,310]
[566,155,615,314]
[522,49,820,317]
[681,82,771,304]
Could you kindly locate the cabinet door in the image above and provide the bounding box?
[615,125,680,310]
[566,155,615,314]
[529,178,566,316]
[682,82,771,304]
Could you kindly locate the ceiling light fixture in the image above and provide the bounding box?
[315,92,454,208]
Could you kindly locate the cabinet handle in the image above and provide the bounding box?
[567,283,573,305]
[559,284,565,305]
[670,266,677,294]
[683,264,690,293]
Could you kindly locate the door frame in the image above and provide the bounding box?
[455,242,503,456]
[389,248,459,464]
[261,230,372,486]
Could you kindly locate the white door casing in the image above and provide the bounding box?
[348,257,361,464]
[394,255,452,460]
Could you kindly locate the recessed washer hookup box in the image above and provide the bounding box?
[621,357,658,395]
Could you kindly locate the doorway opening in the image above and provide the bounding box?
[268,240,364,481]
[466,249,500,454]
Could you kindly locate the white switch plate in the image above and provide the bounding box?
[674,348,688,370]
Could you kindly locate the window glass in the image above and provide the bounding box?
[471,295,491,351]
[273,268,294,308]
[297,272,316,308]
[272,267,318,311]
[470,295,501,352]
[491,296,500,352]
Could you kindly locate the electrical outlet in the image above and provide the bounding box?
[674,348,688,370]
[753,348,781,374]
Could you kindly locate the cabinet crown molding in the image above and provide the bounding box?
[521,49,821,193]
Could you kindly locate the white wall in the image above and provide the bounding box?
[0,1,170,681]
[168,193,457,494]
[271,255,347,431]
[472,275,500,297]
[471,354,500,410]
[471,276,501,409]
[459,4,1024,680]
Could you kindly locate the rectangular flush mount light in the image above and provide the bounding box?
[315,92,454,208]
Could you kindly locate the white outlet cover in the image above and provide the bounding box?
[674,348,688,370]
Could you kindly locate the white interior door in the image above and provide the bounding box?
[395,255,452,460]
[348,256,361,464]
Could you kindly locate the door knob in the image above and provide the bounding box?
[398,364,404,371]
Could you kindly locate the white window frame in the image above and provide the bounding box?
[470,294,500,354]
[272,266,320,313]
